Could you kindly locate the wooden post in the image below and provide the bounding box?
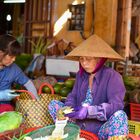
[125,0,132,58]
[94,0,118,45]
[124,0,132,75]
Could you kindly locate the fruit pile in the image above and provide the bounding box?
[42,79,75,97]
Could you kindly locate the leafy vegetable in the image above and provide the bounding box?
[0,111,22,133]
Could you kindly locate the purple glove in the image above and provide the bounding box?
[65,106,88,120]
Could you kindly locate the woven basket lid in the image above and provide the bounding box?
[65,34,124,61]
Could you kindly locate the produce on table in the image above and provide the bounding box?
[15,53,32,71]
[53,79,75,97]
[53,82,65,94]
[59,87,71,97]
[123,76,140,104]
[42,86,51,94]
[129,89,140,104]
[0,111,22,133]
[64,79,75,89]
[123,76,140,91]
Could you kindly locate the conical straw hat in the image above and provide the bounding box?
[65,34,124,61]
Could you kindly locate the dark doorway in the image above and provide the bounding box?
[0,1,24,35]
[0,1,13,34]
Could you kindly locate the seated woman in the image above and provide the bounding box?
[0,34,39,113]
[48,34,128,139]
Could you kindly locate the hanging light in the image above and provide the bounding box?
[6,14,12,21]
[4,0,25,3]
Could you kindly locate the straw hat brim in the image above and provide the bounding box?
[65,34,124,61]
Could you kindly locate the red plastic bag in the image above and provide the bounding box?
[0,104,14,113]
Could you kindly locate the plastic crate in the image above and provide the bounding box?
[130,103,140,121]
[128,120,140,137]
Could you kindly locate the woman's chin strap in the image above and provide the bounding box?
[92,58,107,74]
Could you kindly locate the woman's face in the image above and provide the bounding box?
[79,56,99,73]
[0,54,16,66]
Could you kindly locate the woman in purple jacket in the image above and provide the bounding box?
[49,34,128,139]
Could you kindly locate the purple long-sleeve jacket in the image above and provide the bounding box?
[65,66,126,135]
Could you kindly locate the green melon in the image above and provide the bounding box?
[54,82,65,94]
[60,87,71,97]
[64,79,75,89]
[42,86,51,94]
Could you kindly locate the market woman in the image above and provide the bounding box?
[48,34,128,139]
[0,34,39,113]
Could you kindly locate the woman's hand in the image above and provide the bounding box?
[57,106,73,120]
[65,106,88,120]
[0,89,20,101]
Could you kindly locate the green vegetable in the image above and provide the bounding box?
[42,86,51,94]
[15,53,32,70]
[60,87,71,97]
[0,111,22,133]
[123,76,140,91]
[64,79,75,89]
[54,82,65,94]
